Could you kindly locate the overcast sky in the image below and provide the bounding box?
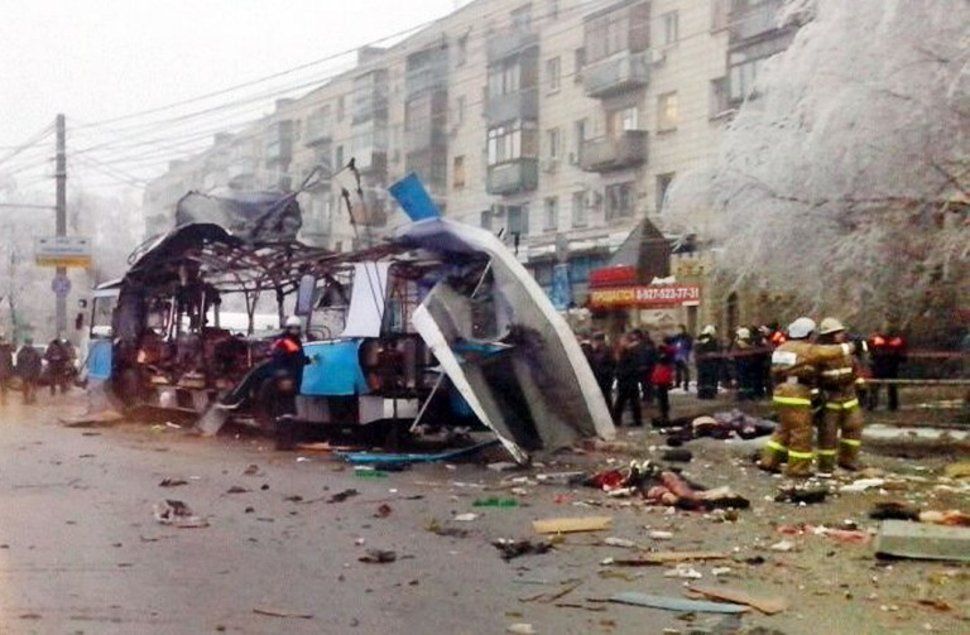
[0,0,458,190]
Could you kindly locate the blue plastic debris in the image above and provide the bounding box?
[341,439,500,466]
[389,173,441,221]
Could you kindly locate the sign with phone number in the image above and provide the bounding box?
[590,284,700,309]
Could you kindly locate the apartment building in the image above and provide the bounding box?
[143,0,797,333]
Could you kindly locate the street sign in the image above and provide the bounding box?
[35,236,92,268]
[51,273,72,297]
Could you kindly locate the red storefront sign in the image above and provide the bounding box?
[589,265,638,288]
[589,284,701,309]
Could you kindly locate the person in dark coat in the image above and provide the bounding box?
[16,338,43,405]
[694,325,720,399]
[44,337,73,395]
[670,324,693,391]
[612,333,643,427]
[0,332,14,405]
[584,332,615,403]
[867,329,907,411]
[635,330,657,405]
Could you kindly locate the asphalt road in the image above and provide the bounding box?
[1,394,966,635]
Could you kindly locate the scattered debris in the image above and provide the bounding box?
[649,530,674,541]
[775,484,828,505]
[603,536,637,549]
[328,489,359,503]
[242,464,260,476]
[841,478,886,493]
[606,592,748,614]
[374,504,393,518]
[664,564,703,579]
[533,516,612,535]
[688,585,789,615]
[153,500,208,528]
[426,518,469,539]
[943,462,970,480]
[661,448,693,463]
[341,440,500,466]
[769,540,794,552]
[874,520,970,562]
[252,607,314,619]
[454,513,478,522]
[536,471,587,486]
[358,549,397,564]
[492,538,553,560]
[605,551,729,566]
[158,478,188,488]
[60,410,123,427]
[473,497,519,507]
[488,461,519,472]
[226,486,249,494]
[506,623,536,634]
[870,502,970,526]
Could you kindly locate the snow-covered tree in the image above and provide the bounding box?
[666,0,969,337]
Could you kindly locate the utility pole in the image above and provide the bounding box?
[54,113,67,336]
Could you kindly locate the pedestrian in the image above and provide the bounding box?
[757,325,775,397]
[816,317,865,472]
[867,328,906,411]
[612,333,643,427]
[0,332,14,406]
[732,327,758,401]
[694,325,720,399]
[584,332,615,403]
[650,343,675,426]
[670,324,693,391]
[636,329,657,405]
[16,338,43,405]
[759,317,858,478]
[44,337,72,395]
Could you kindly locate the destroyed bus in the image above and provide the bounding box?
[86,175,614,463]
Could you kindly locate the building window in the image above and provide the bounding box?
[488,59,522,98]
[656,172,675,213]
[573,48,585,83]
[543,196,559,231]
[729,53,762,102]
[658,92,679,131]
[481,210,493,230]
[609,106,640,137]
[548,0,559,19]
[710,0,729,31]
[571,191,588,227]
[573,118,587,162]
[454,96,465,126]
[662,11,679,46]
[335,145,344,169]
[487,120,538,165]
[456,33,468,66]
[508,204,529,236]
[709,77,729,117]
[453,156,466,189]
[511,4,532,31]
[546,57,561,92]
[605,182,634,220]
[546,127,561,159]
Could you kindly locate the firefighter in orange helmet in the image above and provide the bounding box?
[760,317,858,477]
[815,317,865,472]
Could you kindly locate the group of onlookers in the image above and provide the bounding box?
[0,333,76,405]
[581,325,695,428]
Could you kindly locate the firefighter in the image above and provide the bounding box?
[815,317,865,472]
[0,332,13,406]
[759,318,857,477]
[867,329,907,411]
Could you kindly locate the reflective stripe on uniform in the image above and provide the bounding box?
[840,438,862,447]
[773,396,812,407]
[787,449,815,460]
[817,449,837,456]
[821,367,854,377]
[825,398,860,410]
[764,440,788,453]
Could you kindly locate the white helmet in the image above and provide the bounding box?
[787,317,817,340]
[284,316,302,328]
[701,325,716,336]
[736,327,751,341]
[818,317,845,335]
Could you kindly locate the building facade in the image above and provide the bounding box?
[143,0,797,335]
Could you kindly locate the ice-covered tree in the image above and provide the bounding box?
[665,0,969,336]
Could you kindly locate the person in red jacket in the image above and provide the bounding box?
[867,330,907,411]
[650,344,675,427]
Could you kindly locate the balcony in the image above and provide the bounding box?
[729,0,785,43]
[353,150,388,177]
[265,138,292,166]
[487,29,539,62]
[484,88,538,124]
[304,116,332,147]
[580,131,648,172]
[486,158,538,196]
[404,125,447,153]
[583,50,650,99]
[406,66,448,98]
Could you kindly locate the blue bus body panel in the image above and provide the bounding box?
[87,339,113,380]
[300,339,369,396]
